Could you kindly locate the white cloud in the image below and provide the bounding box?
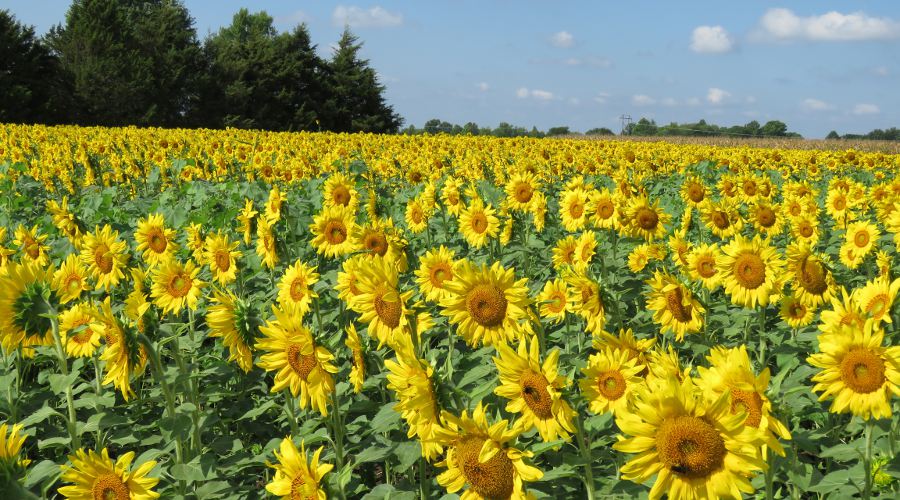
[332,5,403,28]
[661,97,678,107]
[757,8,900,41]
[476,82,490,92]
[801,98,833,111]
[632,94,656,106]
[706,87,730,105]
[516,88,557,100]
[550,31,574,48]
[690,25,734,53]
[593,92,610,104]
[853,103,880,115]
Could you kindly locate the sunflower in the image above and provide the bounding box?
[808,319,900,420]
[184,222,205,263]
[458,199,499,249]
[559,187,590,232]
[435,402,543,500]
[493,338,575,442]
[0,422,29,476]
[345,323,366,393]
[13,224,49,266]
[718,234,784,309]
[842,220,879,268]
[628,243,665,273]
[789,214,820,246]
[48,196,83,247]
[440,260,530,347]
[531,191,548,232]
[335,255,365,304]
[680,175,707,207]
[207,290,259,373]
[310,204,357,258]
[256,304,337,415]
[53,253,91,304]
[613,376,766,500]
[505,172,540,212]
[536,278,571,323]
[323,172,359,211]
[265,437,333,500]
[779,295,814,329]
[551,235,579,272]
[415,245,457,303]
[58,448,159,500]
[625,196,670,241]
[94,310,147,402]
[80,225,128,291]
[854,275,900,325]
[785,242,835,308]
[203,231,240,286]
[237,198,258,245]
[593,327,656,369]
[276,260,320,318]
[0,261,55,353]
[696,345,792,456]
[385,335,444,460]
[350,256,413,348]
[668,232,692,271]
[565,271,606,336]
[264,185,285,223]
[150,258,204,316]
[825,187,853,223]
[441,177,464,217]
[405,198,429,234]
[356,217,407,268]
[255,217,278,269]
[645,270,705,341]
[749,201,784,237]
[580,347,644,416]
[588,188,620,230]
[645,345,692,384]
[135,213,178,267]
[701,200,743,240]
[59,303,101,358]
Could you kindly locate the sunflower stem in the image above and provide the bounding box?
[92,353,105,448]
[574,412,595,500]
[445,323,455,382]
[417,456,429,500]
[284,391,299,438]
[757,306,767,367]
[764,447,774,499]
[863,418,875,500]
[137,334,185,473]
[186,309,203,458]
[331,386,346,498]
[49,312,81,452]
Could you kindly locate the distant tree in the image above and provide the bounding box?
[630,118,658,136]
[826,130,840,139]
[324,27,402,133]
[547,126,571,136]
[744,120,761,136]
[423,118,442,134]
[0,10,70,123]
[47,0,203,126]
[462,122,480,135]
[585,127,614,136]
[760,120,788,137]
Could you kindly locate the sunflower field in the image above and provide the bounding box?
[0,124,899,499]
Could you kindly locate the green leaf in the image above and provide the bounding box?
[369,403,400,434]
[808,469,853,493]
[239,399,276,420]
[354,444,393,464]
[19,406,63,427]
[23,459,61,488]
[392,441,421,473]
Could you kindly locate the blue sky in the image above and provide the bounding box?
[7,1,900,138]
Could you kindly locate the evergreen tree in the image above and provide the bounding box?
[325,27,402,133]
[0,10,70,123]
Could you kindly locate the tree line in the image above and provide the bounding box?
[402,120,615,138]
[625,118,801,138]
[0,1,401,132]
[826,128,900,142]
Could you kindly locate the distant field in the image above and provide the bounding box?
[569,134,900,153]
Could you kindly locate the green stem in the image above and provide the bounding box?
[186,310,203,457]
[137,334,184,468]
[331,387,346,498]
[92,354,105,448]
[445,324,455,382]
[764,447,774,499]
[863,418,875,500]
[758,306,767,367]
[418,456,429,500]
[574,412,595,500]
[284,392,299,438]
[49,313,81,451]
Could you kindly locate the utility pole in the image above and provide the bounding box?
[619,114,632,135]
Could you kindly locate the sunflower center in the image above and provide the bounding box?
[214,250,231,271]
[520,371,554,419]
[730,389,763,428]
[833,196,846,211]
[364,232,388,256]
[290,278,307,302]
[455,436,515,500]
[514,182,534,203]
[687,183,705,203]
[569,202,585,219]
[711,211,729,230]
[429,263,452,288]
[743,180,757,196]
[798,222,814,238]
[332,185,351,206]
[290,470,316,500]
[65,274,83,294]
[798,258,828,295]
[840,348,886,394]
[167,272,193,298]
[91,473,129,500]
[635,208,659,230]
[733,252,766,290]
[696,256,717,279]
[286,344,318,381]
[854,230,870,248]
[325,220,348,244]
[410,206,424,224]
[596,200,614,219]
[148,229,167,253]
[664,287,693,322]
[656,416,726,479]
[598,370,626,400]
[25,242,40,259]
[756,207,776,227]
[547,291,567,314]
[71,326,95,345]
[864,293,889,319]
[471,212,488,233]
[373,288,402,329]
[93,244,113,274]
[787,301,807,319]
[466,284,508,328]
